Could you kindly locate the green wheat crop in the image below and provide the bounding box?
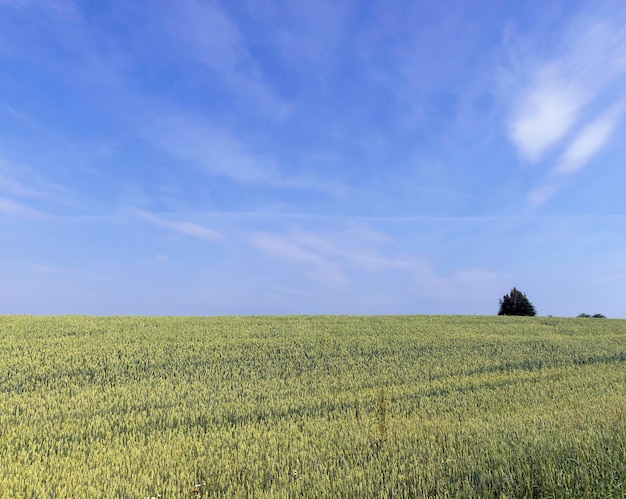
[0,315,625,497]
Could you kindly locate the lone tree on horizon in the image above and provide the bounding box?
[498,287,536,316]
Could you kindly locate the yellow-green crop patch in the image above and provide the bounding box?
[0,315,625,497]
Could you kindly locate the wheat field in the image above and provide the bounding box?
[0,315,625,497]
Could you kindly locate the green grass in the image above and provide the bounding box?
[0,315,625,497]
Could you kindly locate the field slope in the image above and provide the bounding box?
[1,315,625,497]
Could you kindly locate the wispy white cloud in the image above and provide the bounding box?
[349,251,501,303]
[145,113,276,183]
[247,230,348,286]
[0,196,47,218]
[507,15,626,163]
[509,67,587,162]
[246,225,396,286]
[591,272,625,284]
[0,155,78,213]
[5,105,52,135]
[24,262,63,274]
[3,0,339,213]
[134,209,223,241]
[20,261,111,281]
[143,111,347,195]
[160,0,291,120]
[0,167,74,205]
[246,0,352,71]
[273,171,349,197]
[505,10,626,207]
[0,0,76,15]
[526,184,561,209]
[246,226,502,303]
[552,102,624,175]
[0,173,45,199]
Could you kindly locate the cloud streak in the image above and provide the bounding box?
[159,0,291,120]
[22,261,110,281]
[0,196,47,218]
[0,0,76,14]
[247,0,352,71]
[246,226,502,304]
[142,111,348,196]
[134,209,223,241]
[509,67,587,162]
[247,230,348,286]
[145,113,277,183]
[505,10,626,207]
[552,103,624,175]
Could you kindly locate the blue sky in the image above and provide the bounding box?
[1,0,625,317]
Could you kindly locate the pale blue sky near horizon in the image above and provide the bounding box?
[1,0,625,317]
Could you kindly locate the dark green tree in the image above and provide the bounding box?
[498,287,536,316]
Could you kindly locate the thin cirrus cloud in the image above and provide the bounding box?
[0,165,76,206]
[247,230,348,286]
[509,68,587,162]
[143,111,346,195]
[0,151,80,213]
[23,261,110,281]
[524,99,625,207]
[508,15,626,160]
[144,113,277,184]
[0,0,74,12]
[552,102,624,176]
[159,0,292,120]
[246,227,411,287]
[0,172,49,199]
[0,196,47,218]
[526,183,562,209]
[134,209,223,241]
[505,11,626,207]
[246,227,502,303]
[248,0,353,70]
